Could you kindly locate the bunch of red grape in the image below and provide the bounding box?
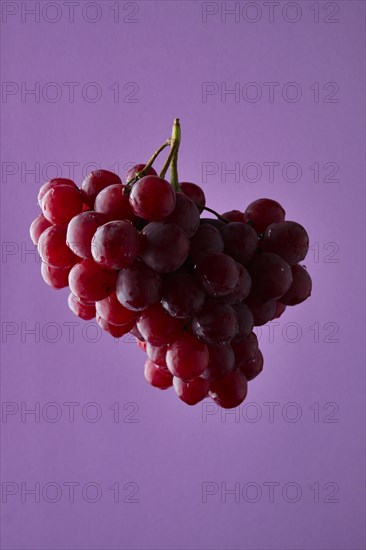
[30,123,311,409]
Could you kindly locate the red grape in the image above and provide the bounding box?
[96,292,136,326]
[195,253,239,296]
[94,184,135,222]
[81,170,122,207]
[68,293,96,320]
[137,303,184,346]
[221,222,258,265]
[42,185,83,225]
[272,301,286,319]
[38,178,77,207]
[69,259,116,302]
[179,182,206,212]
[144,359,173,390]
[161,273,205,318]
[130,323,145,341]
[245,294,276,326]
[30,214,51,245]
[216,263,251,305]
[280,264,312,305]
[92,221,140,270]
[146,343,169,370]
[66,211,107,259]
[248,253,293,302]
[125,164,157,183]
[200,344,235,381]
[97,316,134,338]
[192,301,238,344]
[116,261,161,311]
[41,263,71,289]
[262,221,309,264]
[241,350,263,381]
[245,198,285,234]
[165,193,200,237]
[209,369,248,409]
[129,176,176,220]
[166,333,209,380]
[222,210,246,223]
[231,332,259,367]
[38,225,78,268]
[140,222,189,273]
[136,339,147,352]
[173,376,210,405]
[189,224,224,264]
[232,303,254,341]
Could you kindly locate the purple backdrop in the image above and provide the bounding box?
[1,1,365,549]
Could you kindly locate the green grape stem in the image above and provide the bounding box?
[125,138,171,187]
[159,118,181,190]
[170,118,181,192]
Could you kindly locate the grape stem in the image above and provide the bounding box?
[159,118,181,192]
[170,119,181,191]
[125,138,171,187]
[198,205,229,223]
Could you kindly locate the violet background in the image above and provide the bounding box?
[1,1,365,549]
